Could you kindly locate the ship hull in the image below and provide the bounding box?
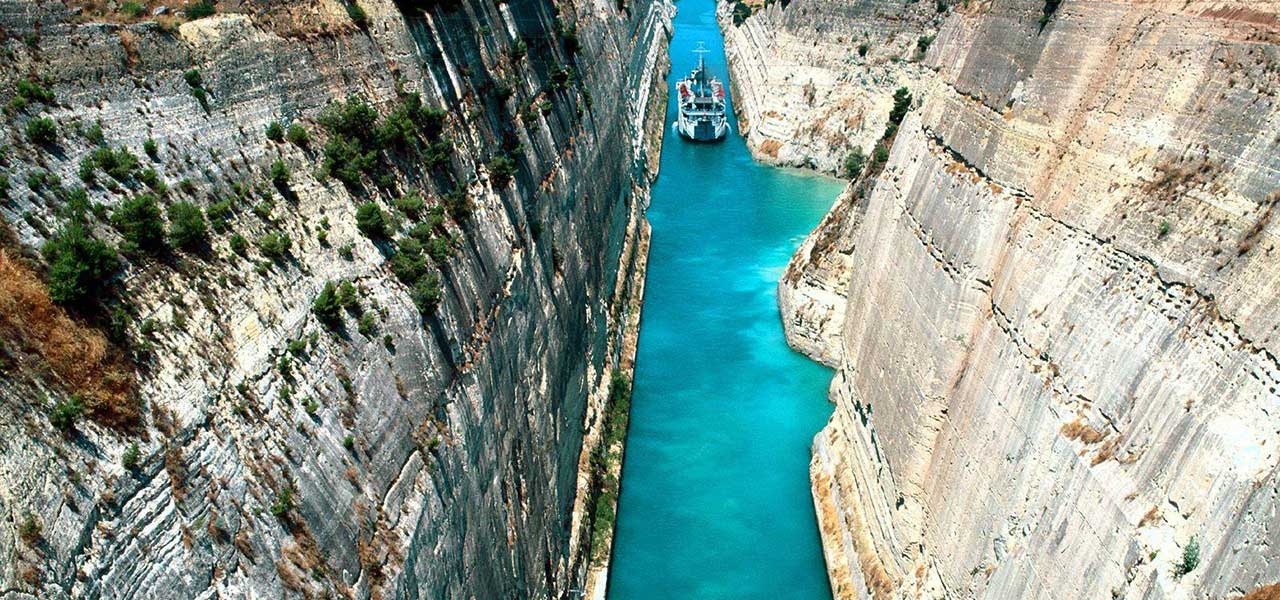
[675,113,729,142]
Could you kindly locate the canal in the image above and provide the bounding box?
[607,0,845,597]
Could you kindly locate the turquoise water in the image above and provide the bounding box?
[607,1,844,597]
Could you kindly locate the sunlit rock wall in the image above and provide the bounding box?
[0,0,669,597]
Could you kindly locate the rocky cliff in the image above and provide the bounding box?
[0,0,669,597]
[729,0,1280,598]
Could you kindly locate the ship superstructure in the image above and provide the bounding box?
[674,43,729,142]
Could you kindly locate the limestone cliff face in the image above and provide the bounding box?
[0,0,668,597]
[719,0,941,173]
[735,0,1280,598]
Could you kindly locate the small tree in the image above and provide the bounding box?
[270,159,290,187]
[355,202,388,238]
[337,280,360,310]
[26,116,56,145]
[843,146,866,179]
[488,155,517,187]
[122,443,141,470]
[1175,537,1200,577]
[257,232,292,259]
[43,221,121,308]
[112,193,167,253]
[168,201,209,250]
[49,395,86,431]
[286,123,309,146]
[410,272,443,313]
[265,122,285,142]
[312,281,342,327]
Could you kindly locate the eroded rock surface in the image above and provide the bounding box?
[0,0,669,597]
[733,0,1280,598]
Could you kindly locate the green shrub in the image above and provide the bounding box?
[357,312,376,336]
[390,237,428,284]
[121,2,145,17]
[731,0,751,25]
[395,193,425,217]
[355,202,388,238]
[269,487,294,517]
[91,145,140,180]
[84,122,106,145]
[0,174,9,199]
[873,142,890,166]
[184,69,203,89]
[410,272,443,313]
[426,236,451,263]
[320,97,380,143]
[312,281,342,326]
[347,2,368,28]
[843,146,866,179]
[18,513,41,546]
[338,243,354,260]
[265,122,284,142]
[257,232,292,259]
[26,170,57,192]
[270,159,290,186]
[343,435,355,450]
[16,79,55,105]
[229,233,248,255]
[857,42,870,57]
[442,188,470,220]
[49,395,86,431]
[489,155,517,187]
[143,138,159,160]
[1158,220,1171,239]
[186,1,216,20]
[509,38,527,61]
[26,116,57,145]
[138,168,167,194]
[888,87,912,128]
[112,193,167,252]
[322,137,376,187]
[1175,537,1200,577]
[917,35,935,55]
[43,221,121,307]
[168,201,208,250]
[337,280,359,310]
[286,123,309,146]
[122,443,141,469]
[206,199,233,231]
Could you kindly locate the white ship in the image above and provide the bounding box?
[674,43,729,142]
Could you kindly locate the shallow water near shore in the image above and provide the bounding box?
[606,1,844,597]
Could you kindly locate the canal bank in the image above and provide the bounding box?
[607,0,846,597]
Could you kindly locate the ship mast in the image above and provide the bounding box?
[693,42,709,87]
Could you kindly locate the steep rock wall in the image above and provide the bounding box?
[719,0,941,173]
[0,0,669,597]
[735,0,1280,598]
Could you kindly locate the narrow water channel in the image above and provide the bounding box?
[607,1,845,597]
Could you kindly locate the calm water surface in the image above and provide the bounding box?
[607,0,844,597]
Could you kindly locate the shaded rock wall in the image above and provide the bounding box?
[0,0,669,597]
[731,0,1280,598]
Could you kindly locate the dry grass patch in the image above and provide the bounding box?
[0,249,138,429]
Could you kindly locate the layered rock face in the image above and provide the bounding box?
[0,0,668,597]
[720,0,942,173]
[733,0,1280,598]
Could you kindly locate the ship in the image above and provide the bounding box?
[674,43,729,142]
